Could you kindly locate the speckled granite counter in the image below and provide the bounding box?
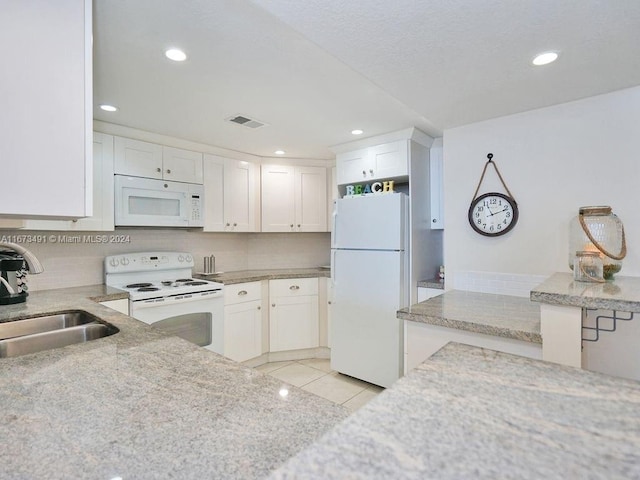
[0,285,348,479]
[195,267,330,285]
[270,342,640,479]
[531,272,640,312]
[398,290,541,343]
[417,278,444,289]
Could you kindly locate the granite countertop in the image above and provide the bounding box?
[195,267,330,285]
[531,272,640,312]
[397,289,541,343]
[0,285,347,479]
[417,278,444,289]
[270,342,640,479]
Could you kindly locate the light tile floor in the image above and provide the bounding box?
[255,358,384,412]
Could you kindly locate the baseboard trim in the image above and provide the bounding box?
[242,347,331,368]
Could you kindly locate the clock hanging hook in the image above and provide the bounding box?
[471,153,515,202]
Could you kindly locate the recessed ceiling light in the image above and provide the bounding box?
[532,51,558,66]
[274,150,285,155]
[351,129,364,135]
[165,48,187,62]
[99,104,118,112]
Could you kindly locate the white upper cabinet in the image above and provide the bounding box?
[22,133,115,231]
[114,137,163,179]
[261,165,327,232]
[203,154,259,232]
[336,141,408,185]
[162,147,204,184]
[0,0,92,218]
[114,137,203,184]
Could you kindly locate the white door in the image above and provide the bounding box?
[162,147,203,184]
[23,132,114,231]
[224,300,262,362]
[261,165,295,232]
[202,155,225,231]
[225,158,257,232]
[333,193,406,250]
[370,141,408,180]
[295,166,327,232]
[331,249,406,388]
[270,295,319,352]
[114,137,163,179]
[336,148,370,184]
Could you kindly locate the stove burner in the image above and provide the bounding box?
[138,287,160,292]
[161,281,173,286]
[175,278,194,283]
[126,283,153,289]
[184,281,208,286]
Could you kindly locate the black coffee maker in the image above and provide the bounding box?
[0,251,28,305]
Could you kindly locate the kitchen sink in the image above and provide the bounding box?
[0,311,119,358]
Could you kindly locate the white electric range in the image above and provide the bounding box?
[105,251,224,353]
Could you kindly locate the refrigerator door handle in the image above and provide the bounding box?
[330,249,336,284]
[331,205,338,248]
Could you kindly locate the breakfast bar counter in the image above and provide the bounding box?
[270,342,640,479]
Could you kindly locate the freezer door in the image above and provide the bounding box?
[332,193,406,250]
[330,249,407,388]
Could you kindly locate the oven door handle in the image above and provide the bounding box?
[131,290,223,309]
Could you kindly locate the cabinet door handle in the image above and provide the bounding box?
[166,169,171,174]
[369,169,374,175]
[297,224,301,228]
[290,224,294,228]
[257,306,261,310]
[362,170,366,176]
[272,303,276,307]
[238,290,247,296]
[226,223,230,226]
[233,223,237,227]
[328,301,332,305]
[156,167,162,173]
[289,285,300,291]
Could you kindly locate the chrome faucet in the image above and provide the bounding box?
[0,242,44,274]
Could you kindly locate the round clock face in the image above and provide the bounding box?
[468,192,518,237]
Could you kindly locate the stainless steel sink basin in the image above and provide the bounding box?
[0,311,119,358]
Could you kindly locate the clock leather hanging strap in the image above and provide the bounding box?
[471,153,516,203]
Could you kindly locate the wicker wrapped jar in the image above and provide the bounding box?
[568,206,626,280]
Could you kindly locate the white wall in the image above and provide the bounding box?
[443,86,640,286]
[443,86,640,380]
[4,230,330,291]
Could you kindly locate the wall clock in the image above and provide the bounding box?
[468,154,519,237]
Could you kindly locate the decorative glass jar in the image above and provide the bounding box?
[568,206,626,280]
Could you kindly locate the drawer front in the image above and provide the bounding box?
[224,281,262,305]
[269,277,318,297]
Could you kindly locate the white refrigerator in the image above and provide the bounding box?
[330,193,409,388]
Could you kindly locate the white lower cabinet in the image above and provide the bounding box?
[269,278,319,352]
[223,282,263,362]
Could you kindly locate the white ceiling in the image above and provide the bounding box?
[93,0,640,160]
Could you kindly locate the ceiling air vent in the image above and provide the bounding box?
[226,114,268,129]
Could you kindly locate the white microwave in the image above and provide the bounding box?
[114,175,204,227]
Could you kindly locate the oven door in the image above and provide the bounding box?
[130,290,223,354]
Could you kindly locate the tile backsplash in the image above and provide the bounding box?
[453,270,548,298]
[4,229,330,292]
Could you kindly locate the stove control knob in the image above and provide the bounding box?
[109,258,119,267]
[185,254,193,263]
[178,255,184,262]
[121,258,130,266]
